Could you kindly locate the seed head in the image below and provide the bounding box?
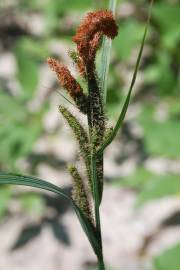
[73,10,118,64]
[68,165,94,224]
[47,57,88,113]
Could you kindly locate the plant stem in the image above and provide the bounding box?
[99,0,117,104]
[90,151,104,269]
[88,107,104,268]
[98,254,105,270]
[91,150,102,244]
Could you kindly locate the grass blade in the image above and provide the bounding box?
[0,172,70,199]
[73,204,102,259]
[99,0,117,104]
[96,0,153,156]
[0,172,102,258]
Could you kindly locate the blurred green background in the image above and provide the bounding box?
[0,0,179,270]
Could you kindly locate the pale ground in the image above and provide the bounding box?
[0,185,180,270]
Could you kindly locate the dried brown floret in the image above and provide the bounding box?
[47,57,88,113]
[47,57,82,98]
[73,10,118,65]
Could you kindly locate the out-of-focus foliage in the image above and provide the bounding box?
[113,19,144,60]
[137,174,180,206]
[113,168,180,206]
[0,90,43,170]
[0,187,12,218]
[139,105,180,158]
[154,243,180,270]
[20,193,45,215]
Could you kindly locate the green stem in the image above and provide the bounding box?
[90,150,104,269]
[98,256,105,270]
[99,0,117,104]
[88,114,104,267]
[90,149,102,244]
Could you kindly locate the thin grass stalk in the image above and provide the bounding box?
[99,0,117,104]
[98,256,105,270]
[89,155,103,267]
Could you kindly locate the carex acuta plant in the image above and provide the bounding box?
[0,1,153,269]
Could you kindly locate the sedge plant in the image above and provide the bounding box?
[0,1,153,269]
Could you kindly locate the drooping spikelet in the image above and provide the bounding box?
[47,57,88,114]
[73,10,118,69]
[59,105,92,192]
[68,165,94,224]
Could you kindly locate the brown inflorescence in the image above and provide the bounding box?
[68,165,94,225]
[73,10,118,68]
[47,57,83,99]
[76,56,86,78]
[89,32,101,61]
[47,57,88,113]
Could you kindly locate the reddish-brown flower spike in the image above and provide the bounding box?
[73,10,118,63]
[89,32,101,60]
[47,57,88,113]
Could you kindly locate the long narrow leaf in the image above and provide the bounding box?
[0,172,70,200]
[73,205,102,259]
[0,172,102,258]
[99,0,117,104]
[96,0,153,157]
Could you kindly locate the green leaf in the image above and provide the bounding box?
[113,19,144,60]
[154,243,180,270]
[137,175,180,206]
[153,3,180,31]
[0,118,42,167]
[73,205,102,259]
[0,173,70,199]
[20,194,45,216]
[15,43,39,98]
[46,0,92,14]
[144,52,177,95]
[18,38,49,60]
[0,187,11,219]
[0,88,44,170]
[139,107,180,158]
[112,167,154,189]
[0,173,102,259]
[99,0,117,103]
[0,92,25,122]
[57,0,92,11]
